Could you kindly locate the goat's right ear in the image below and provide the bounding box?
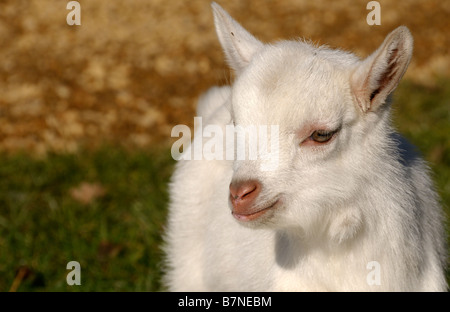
[350,26,413,113]
[211,2,264,74]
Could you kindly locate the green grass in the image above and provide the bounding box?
[0,79,449,291]
[393,79,450,217]
[0,147,174,291]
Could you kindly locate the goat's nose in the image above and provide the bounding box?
[229,180,261,212]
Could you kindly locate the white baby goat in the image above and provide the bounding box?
[164,3,447,291]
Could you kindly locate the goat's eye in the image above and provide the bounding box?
[311,130,335,143]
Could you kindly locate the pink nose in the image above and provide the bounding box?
[229,180,261,214]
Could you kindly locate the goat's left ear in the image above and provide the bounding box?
[351,26,413,113]
[211,2,264,74]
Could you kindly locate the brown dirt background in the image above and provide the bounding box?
[1,0,449,155]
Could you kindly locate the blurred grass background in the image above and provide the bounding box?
[0,0,449,291]
[0,148,173,291]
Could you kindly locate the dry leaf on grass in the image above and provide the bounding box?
[69,182,107,205]
[98,240,124,261]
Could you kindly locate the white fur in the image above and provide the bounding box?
[163,3,447,291]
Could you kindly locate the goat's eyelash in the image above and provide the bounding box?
[309,129,339,143]
[299,126,341,146]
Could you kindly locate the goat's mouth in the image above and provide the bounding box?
[232,199,280,222]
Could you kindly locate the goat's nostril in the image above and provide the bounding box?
[241,185,256,198]
[229,180,261,203]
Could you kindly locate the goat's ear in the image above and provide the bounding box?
[211,2,264,74]
[351,26,413,113]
